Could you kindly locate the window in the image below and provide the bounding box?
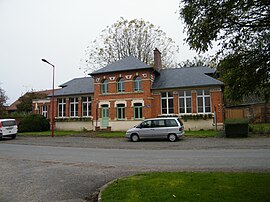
[134,103,143,119]
[161,92,174,114]
[179,90,192,114]
[70,97,78,117]
[117,104,125,120]
[152,119,166,127]
[82,97,91,117]
[101,79,108,94]
[58,98,66,117]
[41,105,48,118]
[134,76,142,92]
[117,78,125,92]
[165,119,178,127]
[197,89,211,113]
[139,120,152,128]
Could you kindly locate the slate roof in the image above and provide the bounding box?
[152,67,223,89]
[51,77,94,97]
[90,56,152,75]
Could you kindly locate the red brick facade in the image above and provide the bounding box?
[33,51,224,131]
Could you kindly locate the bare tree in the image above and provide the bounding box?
[81,18,179,72]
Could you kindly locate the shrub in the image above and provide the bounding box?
[225,119,249,137]
[18,114,50,132]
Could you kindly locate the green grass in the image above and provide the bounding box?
[184,130,219,137]
[96,131,126,138]
[18,130,220,138]
[250,123,270,133]
[101,172,270,202]
[96,130,218,138]
[18,130,83,136]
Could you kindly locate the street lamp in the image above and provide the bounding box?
[41,59,55,138]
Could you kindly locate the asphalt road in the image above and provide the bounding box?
[1,137,270,201]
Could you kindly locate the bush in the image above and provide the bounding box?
[18,114,50,132]
[225,119,249,137]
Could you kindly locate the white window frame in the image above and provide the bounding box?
[70,97,79,117]
[82,96,91,117]
[179,90,192,114]
[41,105,48,118]
[58,98,66,117]
[197,89,211,114]
[161,92,174,115]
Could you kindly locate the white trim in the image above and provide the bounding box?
[114,100,127,107]
[125,75,132,79]
[131,99,144,107]
[99,101,110,108]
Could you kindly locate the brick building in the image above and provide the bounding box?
[33,49,224,131]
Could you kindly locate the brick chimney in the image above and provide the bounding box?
[154,48,162,71]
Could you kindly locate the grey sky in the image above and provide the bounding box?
[0,0,213,105]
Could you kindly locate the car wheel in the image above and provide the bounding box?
[11,134,16,139]
[168,134,177,142]
[131,134,139,142]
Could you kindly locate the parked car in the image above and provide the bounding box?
[0,119,18,140]
[126,117,184,142]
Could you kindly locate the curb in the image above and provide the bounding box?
[98,178,119,202]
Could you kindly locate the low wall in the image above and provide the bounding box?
[55,119,223,131]
[182,119,223,131]
[94,120,142,131]
[55,121,93,131]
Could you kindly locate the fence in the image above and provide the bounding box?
[225,109,245,119]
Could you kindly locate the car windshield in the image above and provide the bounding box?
[2,120,16,127]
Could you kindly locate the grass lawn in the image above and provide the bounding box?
[184,130,219,137]
[101,172,270,202]
[18,130,83,136]
[96,130,219,138]
[18,130,220,138]
[96,131,126,138]
[250,123,270,134]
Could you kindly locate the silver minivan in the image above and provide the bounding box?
[0,119,18,140]
[126,117,184,142]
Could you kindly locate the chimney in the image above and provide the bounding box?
[154,48,162,71]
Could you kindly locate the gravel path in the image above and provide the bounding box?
[2,135,270,150]
[1,135,269,202]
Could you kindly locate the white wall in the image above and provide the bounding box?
[182,119,223,131]
[55,121,93,131]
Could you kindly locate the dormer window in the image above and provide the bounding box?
[101,79,109,94]
[134,76,142,92]
[117,78,125,93]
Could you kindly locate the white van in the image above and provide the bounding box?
[0,119,18,139]
[126,117,184,142]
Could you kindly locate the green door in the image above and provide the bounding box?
[101,106,109,128]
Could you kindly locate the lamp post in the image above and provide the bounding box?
[41,59,55,138]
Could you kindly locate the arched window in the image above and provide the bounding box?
[101,79,108,94]
[134,76,142,92]
[117,78,125,92]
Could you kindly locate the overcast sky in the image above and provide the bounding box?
[0,0,215,105]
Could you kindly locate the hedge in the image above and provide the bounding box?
[225,119,249,137]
